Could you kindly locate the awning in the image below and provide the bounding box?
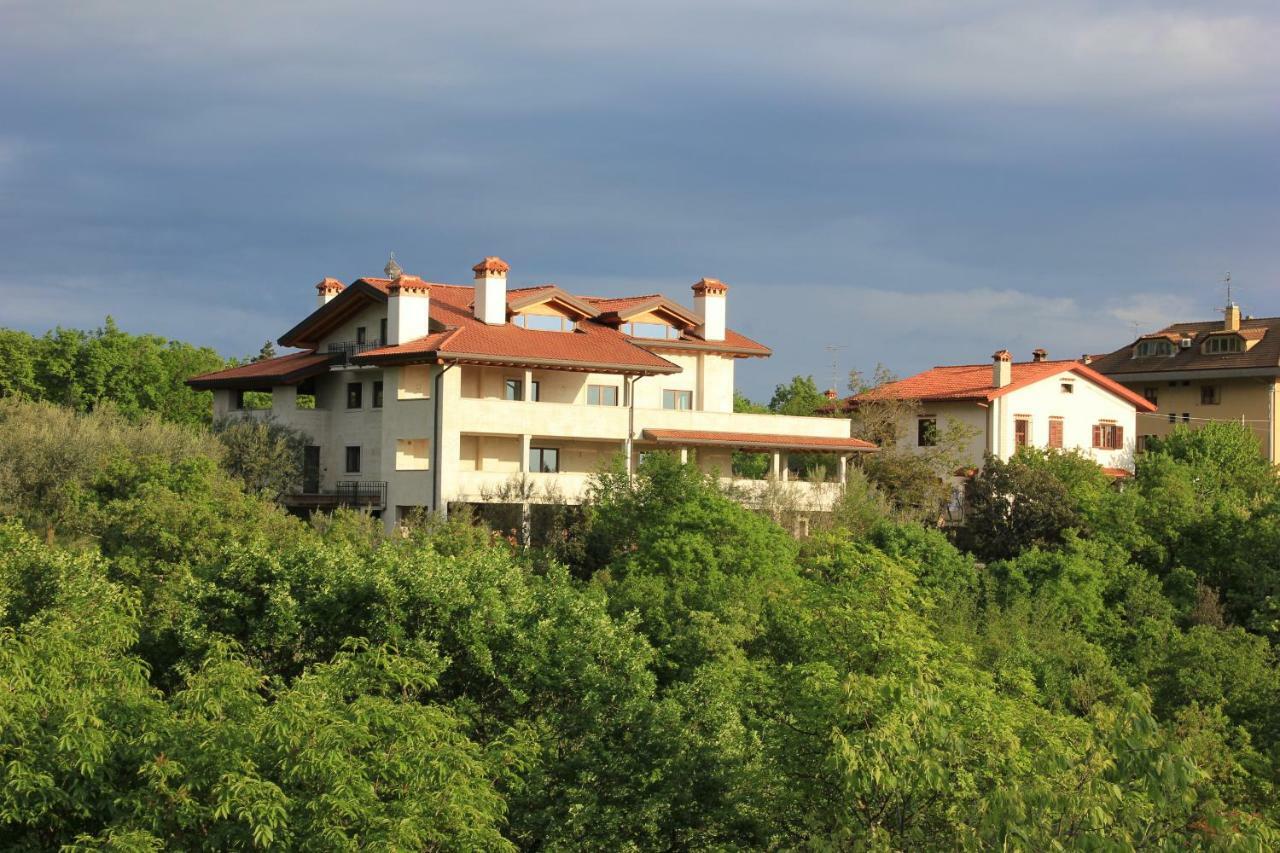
[186,351,331,390]
[642,428,877,454]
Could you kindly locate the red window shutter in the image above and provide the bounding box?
[1114,425,1124,449]
[1092,424,1102,448]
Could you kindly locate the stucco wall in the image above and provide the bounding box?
[999,370,1138,468]
[1114,376,1276,463]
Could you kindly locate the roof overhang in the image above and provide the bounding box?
[355,349,681,376]
[1100,366,1280,382]
[631,338,772,358]
[506,287,601,320]
[279,280,388,348]
[186,353,332,390]
[642,428,877,454]
[598,296,701,328]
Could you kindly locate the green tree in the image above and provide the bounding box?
[213,415,312,500]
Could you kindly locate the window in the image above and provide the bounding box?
[356,326,367,345]
[1181,412,1191,423]
[372,380,384,408]
[1136,434,1151,453]
[1048,417,1064,449]
[347,382,362,409]
[530,380,541,402]
[1092,422,1123,450]
[1204,335,1243,354]
[515,313,572,332]
[624,321,680,339]
[1135,339,1175,358]
[1014,417,1031,447]
[395,438,429,471]
[1060,382,1074,394]
[663,389,693,410]
[504,379,523,401]
[1200,385,1219,406]
[1143,387,1159,405]
[917,417,937,447]
[379,318,387,345]
[529,446,559,473]
[345,445,361,473]
[1168,413,1176,424]
[588,385,619,406]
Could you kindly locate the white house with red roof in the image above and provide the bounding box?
[844,349,1158,475]
[189,256,874,529]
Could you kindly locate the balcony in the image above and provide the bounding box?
[326,340,385,366]
[283,480,387,510]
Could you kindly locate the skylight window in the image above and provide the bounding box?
[515,313,573,332]
[1134,339,1174,358]
[624,321,680,340]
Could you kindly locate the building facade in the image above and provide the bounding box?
[844,349,1157,474]
[1088,304,1280,463]
[189,257,874,529]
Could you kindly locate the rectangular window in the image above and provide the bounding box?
[1143,387,1159,405]
[356,326,367,345]
[917,417,937,447]
[625,321,679,339]
[345,445,361,473]
[1200,385,1219,405]
[398,365,430,400]
[1048,416,1064,449]
[395,438,429,471]
[379,318,388,345]
[1204,335,1243,354]
[1060,382,1074,394]
[588,385,619,406]
[504,379,524,401]
[516,314,571,332]
[1091,422,1124,450]
[531,380,541,402]
[663,389,693,410]
[529,446,559,473]
[1182,412,1191,423]
[1014,417,1031,447]
[372,380,384,408]
[1136,434,1150,453]
[347,382,362,409]
[1168,413,1176,424]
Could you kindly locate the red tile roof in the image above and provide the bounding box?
[846,360,1157,412]
[644,428,877,453]
[187,351,330,389]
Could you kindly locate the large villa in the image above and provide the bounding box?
[189,256,875,528]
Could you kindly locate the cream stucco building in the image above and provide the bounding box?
[843,348,1157,475]
[189,256,874,529]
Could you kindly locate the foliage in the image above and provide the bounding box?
[213,414,312,499]
[958,450,1084,561]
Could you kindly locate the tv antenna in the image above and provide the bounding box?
[1223,271,1233,306]
[823,344,847,393]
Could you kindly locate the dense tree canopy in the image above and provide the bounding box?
[0,350,1279,847]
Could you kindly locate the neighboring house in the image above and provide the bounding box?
[842,349,1157,475]
[1088,303,1280,463]
[189,256,874,529]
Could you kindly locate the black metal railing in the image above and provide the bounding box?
[326,340,384,365]
[333,480,388,507]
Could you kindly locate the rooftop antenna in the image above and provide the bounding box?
[1223,271,1233,306]
[823,344,847,393]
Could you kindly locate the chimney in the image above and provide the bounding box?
[992,349,1012,388]
[315,277,344,307]
[692,277,728,342]
[1032,348,1048,363]
[473,257,510,324]
[387,275,430,345]
[1081,353,1093,365]
[1224,302,1241,332]
[824,388,838,400]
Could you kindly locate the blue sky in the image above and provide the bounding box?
[1,0,1276,399]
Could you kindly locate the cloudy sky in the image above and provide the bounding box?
[1,0,1276,398]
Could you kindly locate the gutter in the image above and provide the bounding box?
[432,363,454,516]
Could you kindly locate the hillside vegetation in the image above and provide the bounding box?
[1,328,1280,848]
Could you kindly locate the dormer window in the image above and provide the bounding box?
[624,321,680,340]
[514,313,574,332]
[1134,339,1174,358]
[1203,335,1243,354]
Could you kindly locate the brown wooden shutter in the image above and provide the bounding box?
[1092,424,1102,448]
[1114,425,1124,449]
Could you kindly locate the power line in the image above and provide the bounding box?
[1136,411,1270,425]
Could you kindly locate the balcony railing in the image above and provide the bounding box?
[284,480,387,510]
[326,340,384,366]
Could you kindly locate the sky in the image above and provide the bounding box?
[1,0,1277,399]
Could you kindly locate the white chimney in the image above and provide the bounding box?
[992,348,1012,388]
[473,257,510,325]
[315,277,344,307]
[387,276,430,345]
[692,278,728,342]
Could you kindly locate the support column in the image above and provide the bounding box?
[838,455,848,483]
[523,369,534,401]
[520,434,532,472]
[782,453,790,482]
[771,452,781,479]
[679,447,689,465]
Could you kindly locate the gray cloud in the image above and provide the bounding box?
[0,0,1275,398]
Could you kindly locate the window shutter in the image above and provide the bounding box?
[1114,425,1124,449]
[1092,424,1102,448]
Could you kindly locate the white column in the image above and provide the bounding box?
[523,369,533,402]
[838,455,848,483]
[679,447,689,465]
[771,452,781,479]
[782,454,790,482]
[520,434,532,472]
